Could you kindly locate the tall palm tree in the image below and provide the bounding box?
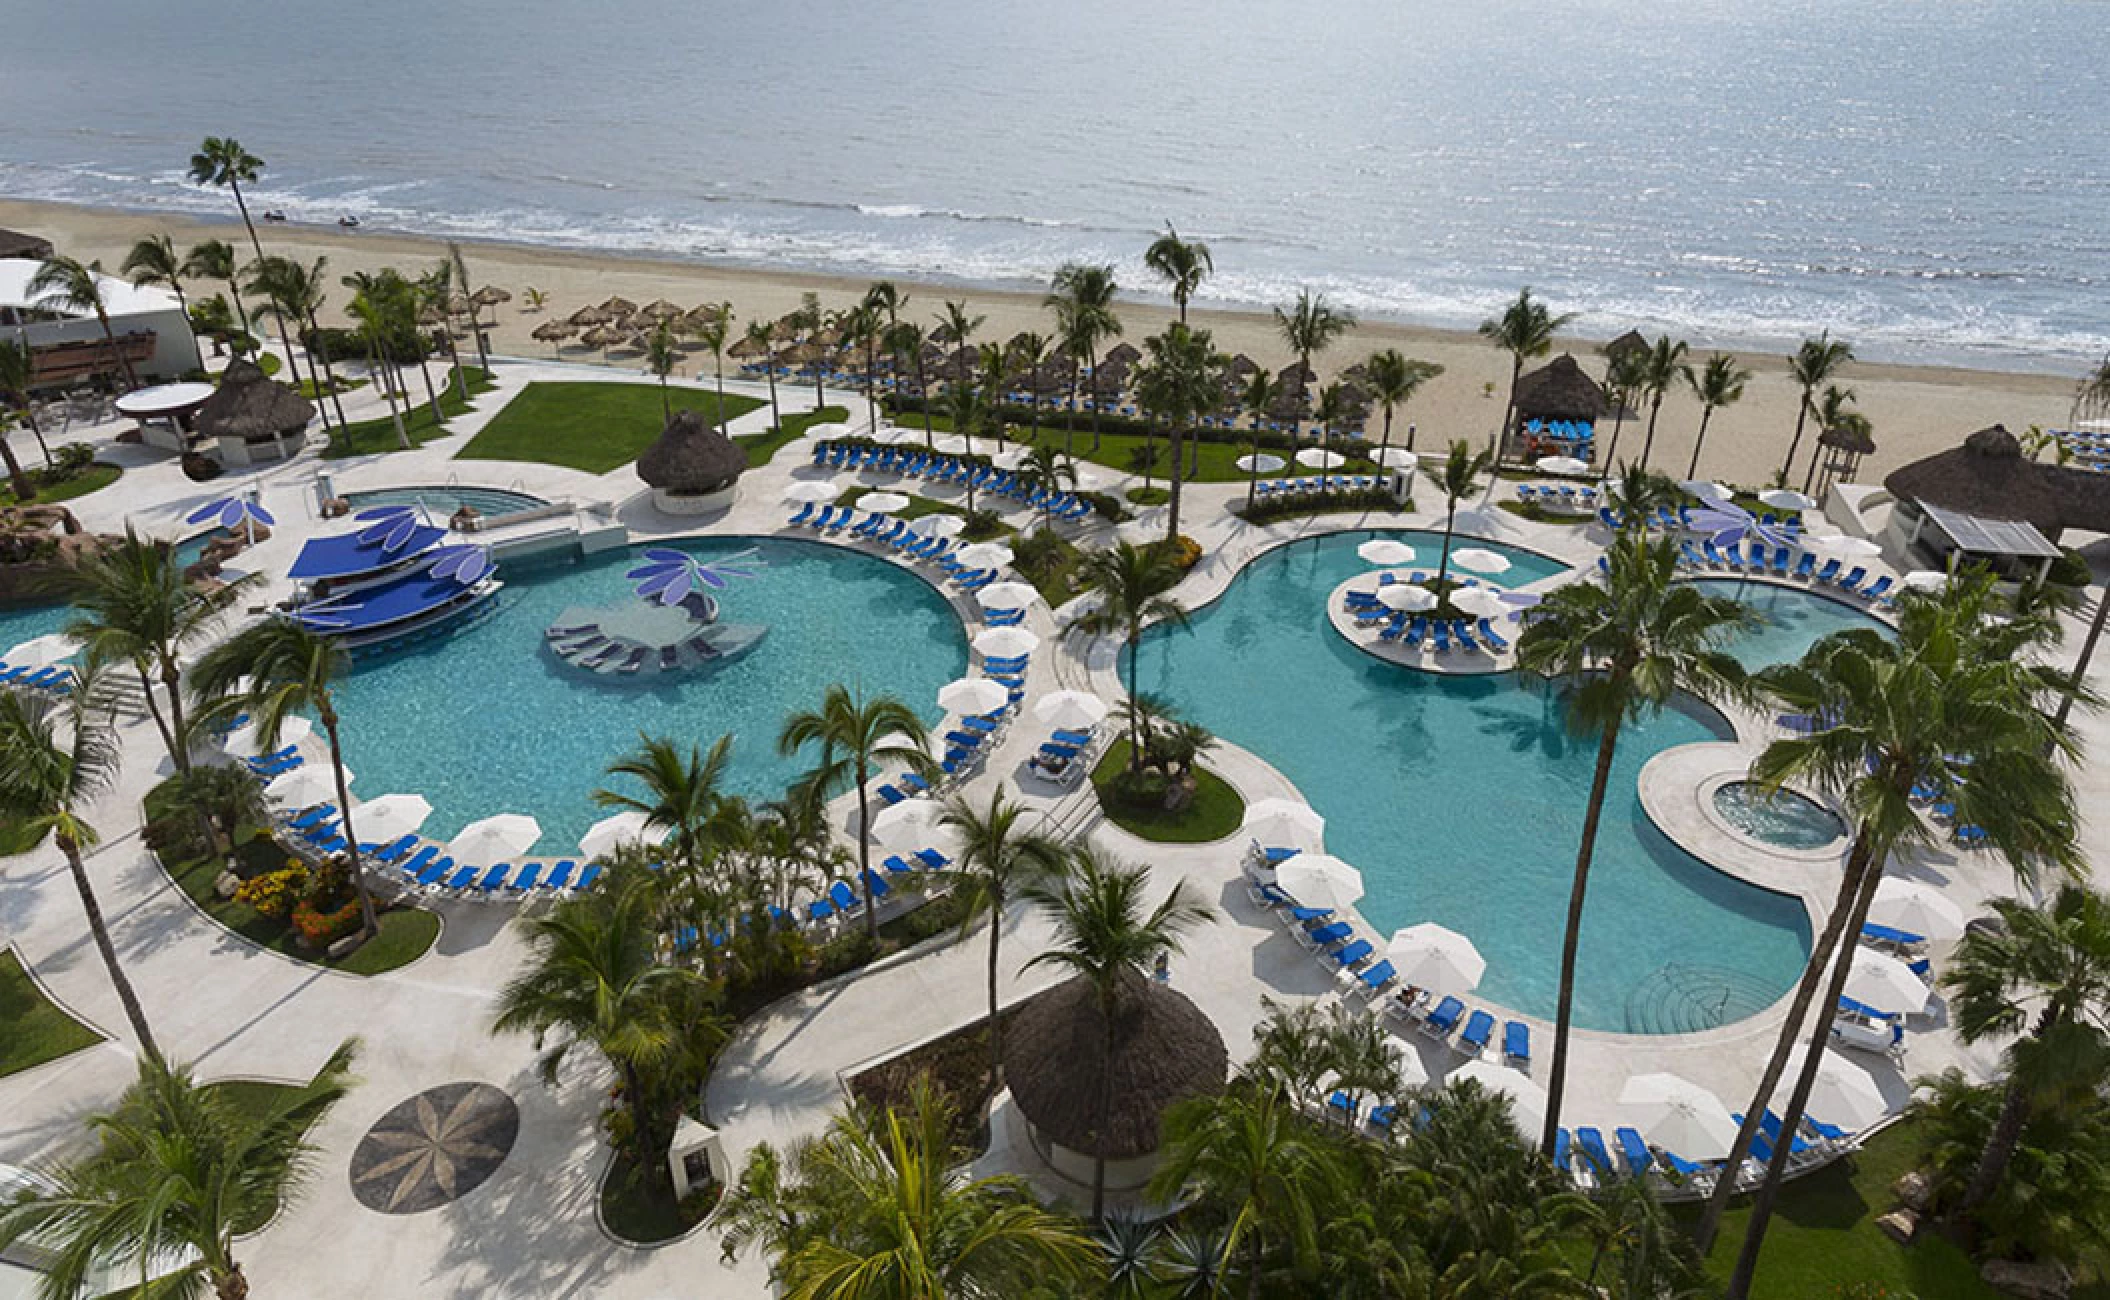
[0,664,163,1063]
[1239,368,1283,509]
[1362,348,1443,466]
[279,254,350,427]
[1144,223,1213,324]
[1514,531,1753,1157]
[1803,383,1861,494]
[1132,322,1224,539]
[0,340,40,500]
[882,319,934,448]
[2073,352,2110,424]
[1682,352,1751,478]
[645,321,680,422]
[1428,438,1496,592]
[1008,330,1050,443]
[344,272,412,450]
[448,242,490,376]
[29,256,138,391]
[1596,345,1650,476]
[184,240,251,339]
[1272,290,1354,446]
[418,258,474,401]
[938,788,1066,1101]
[1149,1086,1334,1299]
[1015,442,1077,532]
[744,318,783,433]
[1778,331,1855,486]
[68,527,257,773]
[243,254,330,431]
[1047,262,1122,454]
[594,733,734,876]
[940,299,984,362]
[945,376,992,514]
[121,234,199,372]
[191,618,382,940]
[188,136,267,261]
[0,1039,358,1300]
[1478,287,1576,446]
[1943,884,2110,1219]
[1706,579,2079,1293]
[1025,847,1214,1216]
[690,306,733,427]
[777,685,934,944]
[839,302,883,435]
[1065,542,1189,763]
[1632,334,1689,471]
[718,1079,1096,1296]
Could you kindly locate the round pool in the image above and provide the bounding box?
[1689,578,1891,669]
[344,486,547,519]
[1712,782,1845,851]
[327,537,966,856]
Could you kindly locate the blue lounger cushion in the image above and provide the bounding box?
[1503,1021,1531,1062]
[1459,1010,1495,1051]
[1422,995,1464,1035]
[1576,1127,1616,1177]
[1305,920,1352,946]
[1328,938,1373,967]
[1615,1127,1654,1175]
[543,860,577,890]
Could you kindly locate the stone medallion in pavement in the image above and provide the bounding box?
[349,1082,520,1214]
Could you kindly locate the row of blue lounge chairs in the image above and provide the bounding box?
[1251,474,1385,500]
[1027,726,1099,786]
[1520,418,1594,444]
[1672,539,1897,603]
[787,504,1004,590]
[1513,483,1600,511]
[811,441,1094,521]
[1552,1105,1857,1195]
[1600,505,1806,537]
[326,822,609,898]
[0,663,75,695]
[801,847,952,926]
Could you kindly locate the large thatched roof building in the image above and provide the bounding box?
[1513,354,1609,424]
[1002,972,1227,1192]
[1881,424,2110,578]
[194,359,314,466]
[637,408,745,515]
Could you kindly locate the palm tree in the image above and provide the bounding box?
[940,299,984,362]
[1007,330,1051,443]
[718,1079,1096,1296]
[1132,322,1224,539]
[279,254,350,427]
[744,318,783,433]
[840,302,883,435]
[29,256,138,391]
[1272,290,1355,446]
[1632,334,1689,471]
[191,617,383,940]
[1428,438,1496,592]
[344,271,412,450]
[1706,579,2079,1293]
[493,876,724,1188]
[938,788,1066,1101]
[645,321,680,422]
[1514,531,1753,1157]
[1065,542,1189,762]
[1144,223,1213,324]
[1015,442,1077,531]
[1047,262,1122,454]
[1238,369,1284,509]
[1025,847,1215,1216]
[1943,885,2110,1219]
[0,340,41,500]
[594,733,734,876]
[883,319,934,448]
[2073,352,2110,424]
[0,664,162,1063]
[1682,352,1751,478]
[188,136,268,261]
[1596,345,1650,476]
[1478,287,1577,446]
[243,254,330,430]
[448,242,491,376]
[1803,383,1861,494]
[777,685,934,944]
[1362,348,1443,467]
[1778,331,1855,486]
[417,258,474,401]
[690,306,733,426]
[1148,1087,1332,1297]
[67,527,257,773]
[945,377,992,514]
[121,234,199,371]
[0,1039,358,1300]
[184,240,251,339]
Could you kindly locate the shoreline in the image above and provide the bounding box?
[0,195,2081,488]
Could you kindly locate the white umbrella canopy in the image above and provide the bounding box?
[1535,455,1590,476]
[266,766,342,808]
[1808,1050,1891,1130]
[449,813,542,864]
[1679,479,1733,502]
[871,797,952,848]
[873,424,922,445]
[937,676,1011,716]
[1373,447,1420,469]
[1843,947,1929,1014]
[4,634,78,669]
[975,581,1040,610]
[1900,570,1949,593]
[1617,1072,1742,1160]
[1869,878,1968,941]
[1241,798,1325,851]
[1378,584,1437,612]
[859,491,912,514]
[1357,539,1419,567]
[224,715,315,758]
[782,479,843,504]
[1034,689,1110,731]
[1816,535,1883,559]
[579,810,659,860]
[351,794,433,844]
[973,626,1040,658]
[1447,1060,1547,1138]
[952,542,1015,570]
[1295,447,1346,470]
[1449,547,1512,575]
[1275,853,1365,911]
[1759,488,1820,512]
[1385,923,1487,993]
[911,514,967,539]
[1449,587,1510,619]
[1236,452,1287,474]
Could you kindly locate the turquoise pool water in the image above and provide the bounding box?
[329,537,966,855]
[1713,782,1845,851]
[0,601,73,657]
[1129,530,1813,1034]
[1692,578,1891,669]
[344,486,547,518]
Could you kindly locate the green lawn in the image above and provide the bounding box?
[0,948,103,1077]
[738,405,848,468]
[600,1148,714,1244]
[457,381,762,473]
[1091,741,1245,843]
[1496,499,1593,527]
[322,366,494,458]
[0,462,123,507]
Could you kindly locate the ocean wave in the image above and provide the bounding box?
[855,202,1072,230]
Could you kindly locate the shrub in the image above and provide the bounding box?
[1231,487,1409,524]
[1011,527,1068,578]
[302,323,430,365]
[2048,547,2090,588]
[47,443,95,480]
[1076,490,1125,521]
[290,894,362,949]
[233,864,308,920]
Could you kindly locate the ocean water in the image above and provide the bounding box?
[1,0,2102,368]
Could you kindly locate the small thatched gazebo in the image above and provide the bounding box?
[1600,330,1648,374]
[1881,424,2110,579]
[1508,354,1609,455]
[194,359,315,467]
[1814,419,1877,493]
[637,408,745,515]
[1002,972,1228,1194]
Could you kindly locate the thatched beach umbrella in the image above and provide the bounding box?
[1104,341,1142,368]
[637,298,682,322]
[637,409,746,498]
[1513,354,1611,423]
[471,285,512,310]
[530,320,576,353]
[194,359,316,455]
[568,305,614,328]
[598,295,638,317]
[581,323,628,351]
[727,333,772,360]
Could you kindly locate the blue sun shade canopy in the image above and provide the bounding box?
[625,547,763,607]
[288,524,449,581]
[185,496,277,529]
[290,568,482,633]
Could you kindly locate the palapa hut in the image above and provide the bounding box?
[1600,329,1648,375]
[194,358,314,467]
[1507,353,1609,455]
[1002,971,1228,1194]
[637,408,745,515]
[1814,419,1877,493]
[1881,424,2110,580]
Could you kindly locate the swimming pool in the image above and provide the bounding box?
[1712,782,1845,851]
[1129,530,1813,1034]
[344,486,547,519]
[1691,578,1891,669]
[328,537,966,856]
[0,601,73,656]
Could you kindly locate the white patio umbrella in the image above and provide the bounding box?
[1034,690,1110,731]
[782,479,842,504]
[973,626,1040,658]
[871,796,951,848]
[911,514,966,539]
[223,715,314,759]
[975,581,1040,610]
[1385,923,1487,993]
[1357,539,1418,567]
[1449,587,1510,620]
[450,813,542,864]
[1618,1072,1742,1160]
[873,424,921,445]
[1900,570,1949,593]
[4,634,77,669]
[1679,479,1732,502]
[952,542,1014,570]
[1759,488,1820,512]
[1390,1041,1432,1090]
[1843,947,1929,1014]
[1240,798,1325,851]
[1378,584,1437,612]
[1449,547,1511,575]
[988,445,1029,469]
[1235,452,1287,474]
[1535,455,1590,476]
[858,491,911,514]
[1497,590,1543,611]
[1869,878,1968,941]
[1275,853,1365,911]
[1295,447,1346,470]
[1447,1060,1547,1138]
[351,794,432,844]
[266,766,342,808]
[1373,447,1420,469]
[579,810,659,860]
[932,434,972,455]
[937,676,1011,716]
[1817,535,1883,560]
[1808,1050,1891,1130]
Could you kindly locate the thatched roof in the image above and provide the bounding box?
[1819,421,1877,456]
[194,359,315,442]
[0,229,55,261]
[1601,330,1648,366]
[1513,354,1609,421]
[1002,972,1228,1160]
[636,409,745,495]
[1884,424,2110,537]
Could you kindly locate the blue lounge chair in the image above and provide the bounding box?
[414,857,455,887]
[288,803,337,831]
[509,862,544,892]
[1305,921,1352,947]
[1615,1127,1654,1176]
[1050,728,1094,747]
[474,863,511,892]
[787,502,814,527]
[826,880,858,912]
[1328,938,1374,968]
[1420,995,1464,1037]
[1660,1149,1704,1177]
[883,854,917,875]
[1458,1010,1495,1054]
[1861,575,1894,602]
[806,897,836,923]
[1806,1116,1851,1142]
[1476,618,1511,652]
[1771,546,1791,575]
[1503,1021,1531,1065]
[1354,958,1397,994]
[861,869,891,900]
[398,845,439,877]
[1792,551,1816,580]
[914,847,951,870]
[1837,565,1868,593]
[1287,905,1333,923]
[442,864,479,890]
[543,860,577,890]
[875,783,906,806]
[1814,557,1841,584]
[1553,1128,1573,1172]
[900,772,932,795]
[1576,1127,1616,1179]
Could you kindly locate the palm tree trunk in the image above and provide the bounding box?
[1435,502,1459,593]
[1166,424,1185,541]
[659,376,671,425]
[915,358,934,449]
[1688,408,1715,479]
[1501,354,1523,453]
[1064,369,1080,464]
[855,773,878,945]
[1638,395,1665,470]
[2051,586,2110,734]
[226,279,252,338]
[765,367,781,433]
[1801,435,1829,496]
[317,708,380,940]
[1540,715,1622,1156]
[18,400,53,468]
[985,902,1004,1104]
[305,310,350,428]
[1956,1010,2054,1215]
[0,426,33,502]
[1600,404,1629,480]
[1093,1003,1115,1220]
[60,834,162,1064]
[373,343,410,450]
[95,306,140,391]
[1088,349,1104,452]
[159,656,191,774]
[416,350,443,426]
[1779,396,1812,486]
[133,659,177,768]
[212,1261,249,1300]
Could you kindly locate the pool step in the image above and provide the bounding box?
[1623,962,1782,1036]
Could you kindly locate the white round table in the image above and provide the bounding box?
[114,382,215,421]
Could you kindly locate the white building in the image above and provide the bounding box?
[0,257,202,387]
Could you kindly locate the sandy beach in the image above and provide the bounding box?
[0,196,2081,489]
